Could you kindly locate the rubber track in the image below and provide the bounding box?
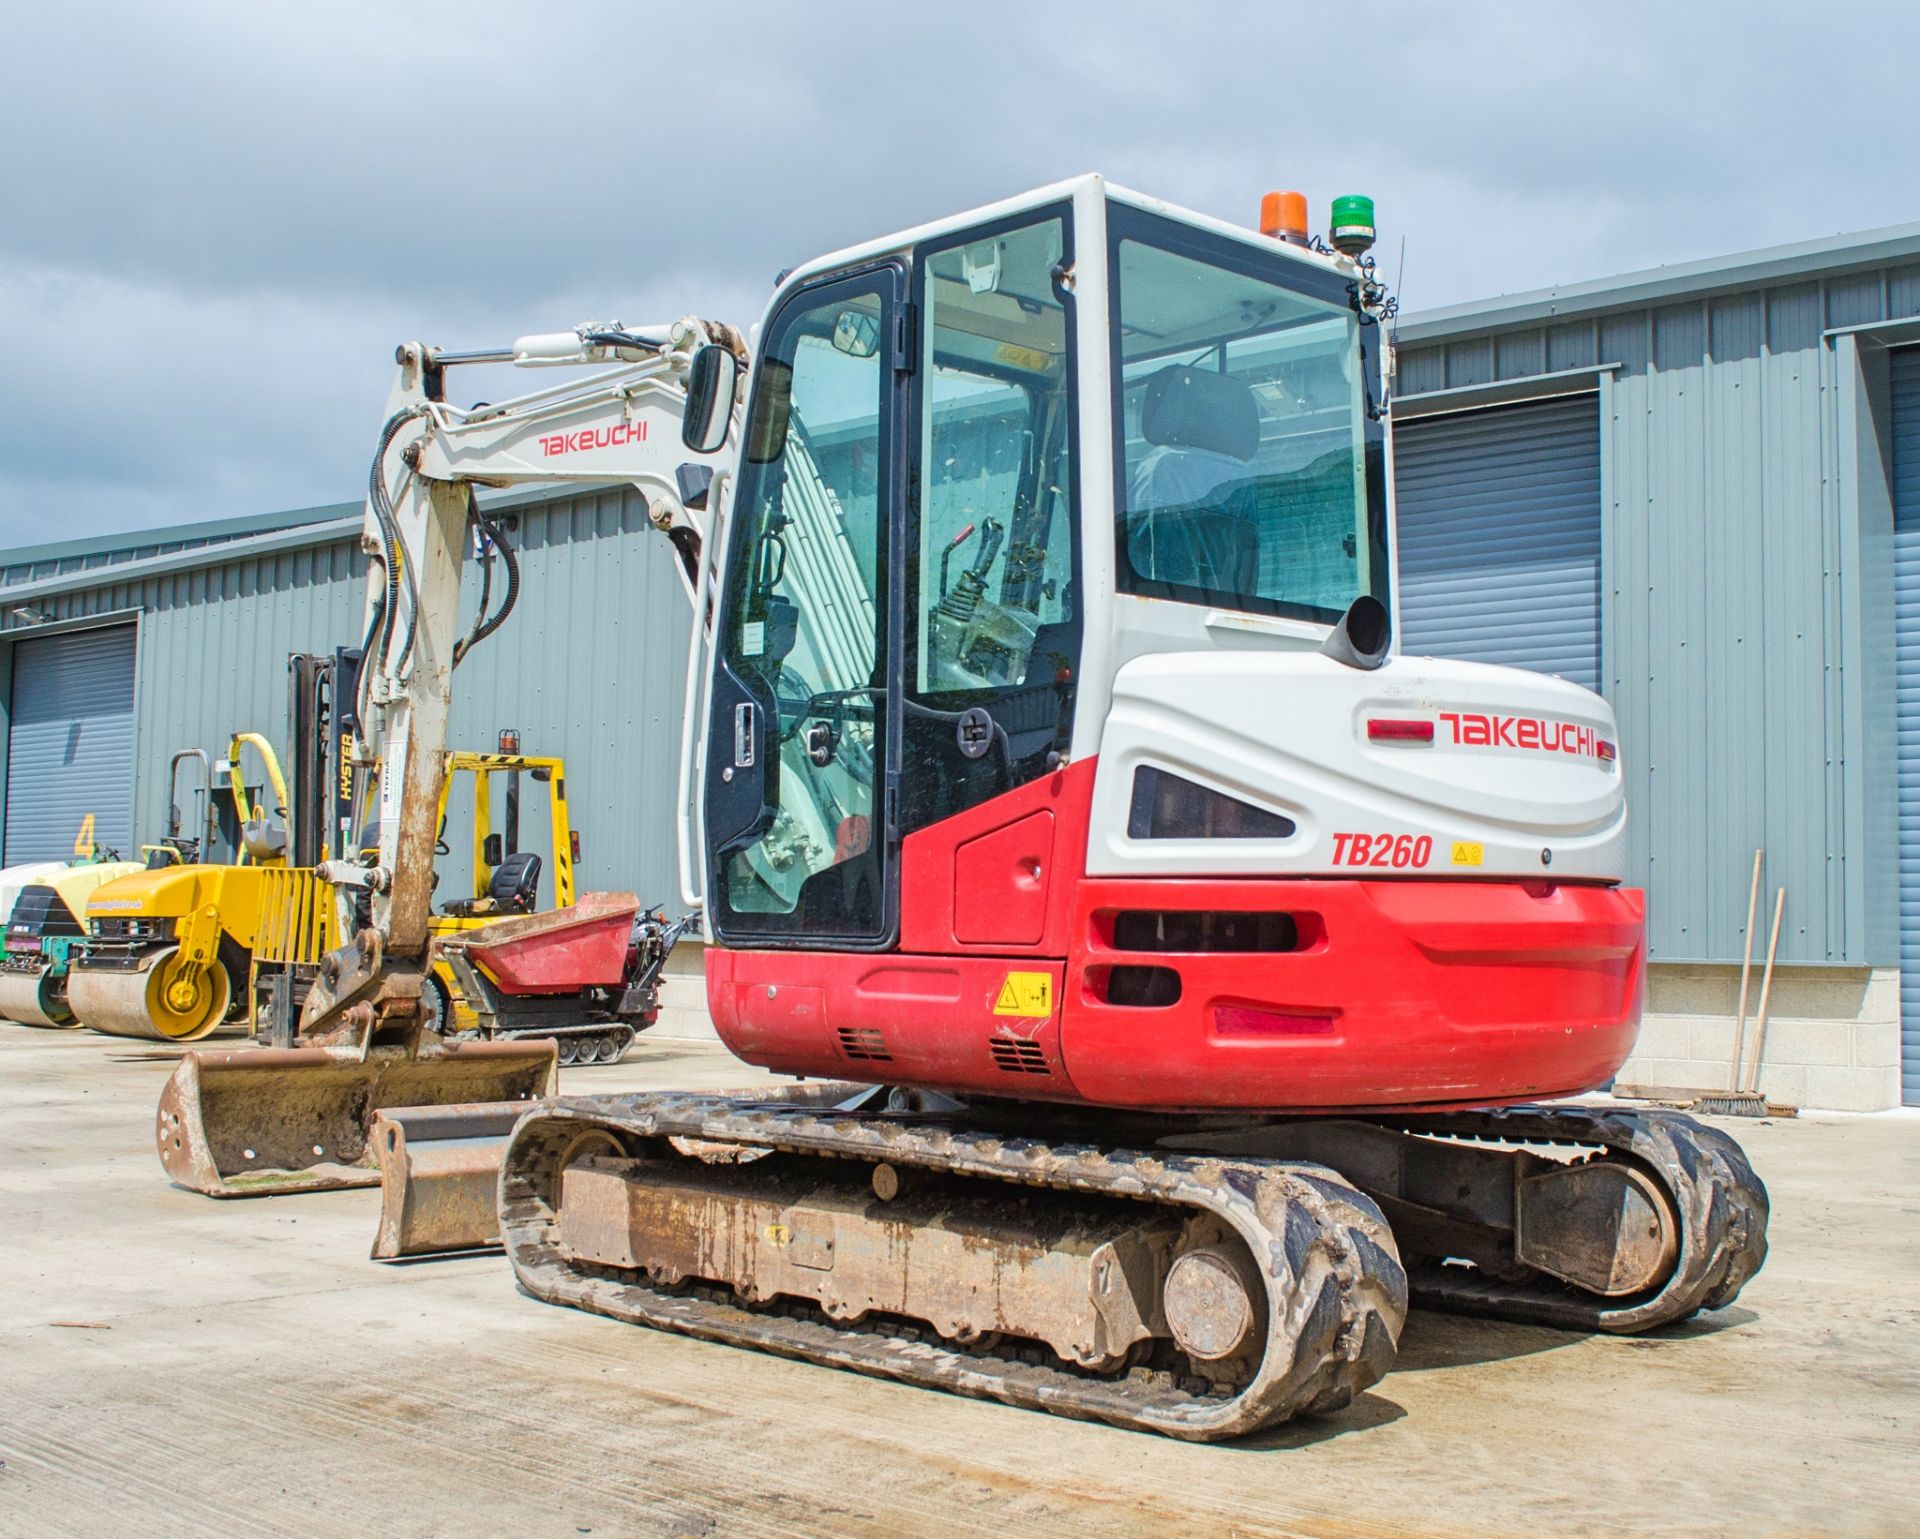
[500,1092,1408,1441]
[1381,1104,1770,1333]
[456,1024,637,1066]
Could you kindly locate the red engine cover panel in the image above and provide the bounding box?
[1063,877,1645,1110]
[952,810,1055,946]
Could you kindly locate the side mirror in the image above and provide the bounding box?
[681,344,740,454]
[482,832,504,867]
[831,308,880,358]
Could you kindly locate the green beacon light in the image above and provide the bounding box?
[1330,194,1377,258]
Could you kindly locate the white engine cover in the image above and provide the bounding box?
[1089,651,1627,882]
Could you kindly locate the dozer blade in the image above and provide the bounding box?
[369,1102,529,1260]
[0,961,76,1028]
[70,948,231,1041]
[156,1039,557,1198]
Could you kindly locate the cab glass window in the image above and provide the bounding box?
[1111,208,1386,623]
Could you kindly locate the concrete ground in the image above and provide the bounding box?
[0,1020,1914,1539]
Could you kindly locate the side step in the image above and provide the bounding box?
[156,1040,557,1197]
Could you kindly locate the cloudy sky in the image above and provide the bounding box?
[2,1,1913,547]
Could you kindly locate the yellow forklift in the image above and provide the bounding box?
[253,729,657,1066]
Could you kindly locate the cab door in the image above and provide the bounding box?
[705,267,907,948]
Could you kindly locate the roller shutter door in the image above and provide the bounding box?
[1393,395,1603,693]
[4,625,136,863]
[1892,347,1920,1104]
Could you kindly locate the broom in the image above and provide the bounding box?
[1695,880,1783,1117]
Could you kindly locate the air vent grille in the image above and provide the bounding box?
[836,1026,891,1061]
[988,1037,1051,1075]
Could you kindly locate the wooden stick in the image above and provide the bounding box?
[1741,887,1786,1095]
[1731,849,1763,1090]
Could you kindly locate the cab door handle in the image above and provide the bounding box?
[734,702,757,768]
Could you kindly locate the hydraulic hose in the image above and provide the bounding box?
[367,411,421,678]
[453,497,520,667]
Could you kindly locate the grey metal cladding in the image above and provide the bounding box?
[1394,395,1603,694]
[444,486,692,908]
[1889,345,1920,1102]
[5,624,136,863]
[1395,237,1920,967]
[0,486,692,908]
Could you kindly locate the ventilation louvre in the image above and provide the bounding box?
[988,1037,1051,1075]
[836,1026,891,1061]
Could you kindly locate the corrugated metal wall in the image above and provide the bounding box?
[1394,397,1603,691]
[1397,260,1920,965]
[1889,345,1920,1102]
[0,488,692,904]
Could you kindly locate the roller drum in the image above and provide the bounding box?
[69,946,232,1042]
[0,962,76,1028]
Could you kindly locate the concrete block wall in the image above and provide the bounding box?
[1620,963,1901,1111]
[648,941,720,1041]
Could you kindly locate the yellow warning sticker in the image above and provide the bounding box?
[1451,841,1485,867]
[993,971,1054,1018]
[994,342,1052,372]
[763,1223,791,1247]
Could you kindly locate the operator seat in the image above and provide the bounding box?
[441,851,542,918]
[1125,364,1262,595]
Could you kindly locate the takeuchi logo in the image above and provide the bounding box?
[538,420,648,456]
[1439,712,1616,762]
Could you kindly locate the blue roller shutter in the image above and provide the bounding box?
[1392,395,1603,693]
[1891,347,1920,1105]
[4,624,137,863]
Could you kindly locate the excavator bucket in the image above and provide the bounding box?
[155,1039,557,1197]
[369,1101,528,1260]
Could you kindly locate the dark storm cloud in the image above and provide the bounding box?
[2,0,1915,544]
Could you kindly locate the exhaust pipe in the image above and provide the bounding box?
[1321,595,1391,671]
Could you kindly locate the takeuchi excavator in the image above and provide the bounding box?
[160,176,1768,1441]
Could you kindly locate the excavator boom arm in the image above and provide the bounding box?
[303,317,738,1035]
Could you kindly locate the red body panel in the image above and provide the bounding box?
[897,759,1096,955]
[707,760,1647,1113]
[1064,876,1643,1109]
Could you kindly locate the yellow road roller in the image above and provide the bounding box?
[0,858,147,1026]
[66,733,292,1041]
